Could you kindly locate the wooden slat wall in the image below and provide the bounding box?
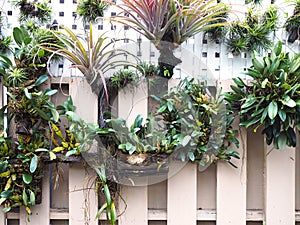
[118,81,148,225]
[68,78,98,225]
[265,144,295,224]
[2,78,300,225]
[215,81,247,225]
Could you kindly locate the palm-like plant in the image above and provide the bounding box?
[42,25,133,97]
[108,0,229,78]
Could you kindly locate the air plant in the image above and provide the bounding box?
[41,24,135,98]
[108,0,229,78]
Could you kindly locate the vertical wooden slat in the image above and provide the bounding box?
[28,165,50,224]
[118,81,148,225]
[167,163,197,225]
[69,78,98,225]
[265,144,295,224]
[216,80,247,225]
[69,164,98,225]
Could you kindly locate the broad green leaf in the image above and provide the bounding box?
[276,133,287,150]
[50,108,60,122]
[13,27,24,47]
[29,190,35,206]
[278,110,286,122]
[268,102,278,120]
[65,149,78,158]
[66,111,81,123]
[35,75,48,86]
[181,135,191,147]
[282,96,296,108]
[30,155,38,173]
[22,174,33,184]
[49,151,57,160]
[290,55,300,73]
[232,77,246,87]
[240,116,261,128]
[261,78,268,88]
[7,92,17,102]
[241,97,256,109]
[0,190,13,198]
[0,161,8,173]
[157,105,167,114]
[45,89,58,96]
[2,207,11,213]
[274,41,282,56]
[24,88,32,99]
[22,189,28,206]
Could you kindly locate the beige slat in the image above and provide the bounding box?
[69,78,98,225]
[265,144,295,224]
[69,163,98,225]
[118,81,148,225]
[167,163,197,225]
[28,165,50,224]
[216,80,247,225]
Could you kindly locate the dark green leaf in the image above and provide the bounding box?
[22,174,33,184]
[276,133,287,150]
[30,155,38,173]
[13,27,24,47]
[35,75,49,86]
[0,190,13,198]
[22,189,28,206]
[278,110,286,122]
[268,102,278,120]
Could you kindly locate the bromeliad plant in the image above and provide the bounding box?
[42,24,134,98]
[225,41,300,149]
[285,0,300,43]
[103,78,239,168]
[108,0,229,78]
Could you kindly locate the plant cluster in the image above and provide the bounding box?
[10,0,52,27]
[109,0,229,77]
[285,0,300,43]
[225,6,279,55]
[225,41,300,149]
[77,0,108,24]
[103,79,239,168]
[0,26,116,222]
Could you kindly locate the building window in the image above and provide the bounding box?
[7,11,12,16]
[72,24,77,30]
[98,25,103,30]
[59,12,64,17]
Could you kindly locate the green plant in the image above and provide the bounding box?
[109,69,137,89]
[0,35,12,54]
[136,62,159,77]
[225,6,279,55]
[77,0,108,24]
[42,24,133,98]
[153,78,239,166]
[4,67,28,87]
[225,41,300,149]
[110,0,229,77]
[11,0,52,26]
[285,0,300,43]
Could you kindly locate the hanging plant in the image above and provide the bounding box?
[225,41,300,149]
[285,0,300,43]
[225,6,279,55]
[10,0,52,26]
[76,0,108,24]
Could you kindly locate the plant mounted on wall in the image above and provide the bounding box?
[103,78,239,170]
[225,6,279,55]
[10,0,52,27]
[225,41,300,149]
[77,0,108,24]
[109,0,230,78]
[285,0,300,43]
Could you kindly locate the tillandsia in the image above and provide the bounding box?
[107,0,230,77]
[225,41,300,149]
